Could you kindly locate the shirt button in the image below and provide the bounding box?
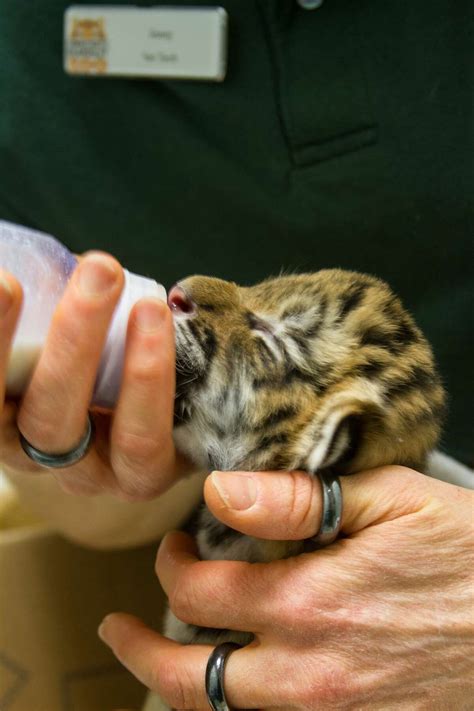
[297,0,324,8]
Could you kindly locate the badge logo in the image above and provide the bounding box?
[66,18,108,74]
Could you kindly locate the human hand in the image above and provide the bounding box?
[0,255,189,500]
[99,466,474,709]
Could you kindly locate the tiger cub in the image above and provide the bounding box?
[166,269,445,646]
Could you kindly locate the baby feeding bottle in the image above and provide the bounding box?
[0,220,167,408]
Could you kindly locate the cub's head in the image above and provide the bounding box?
[169,270,445,475]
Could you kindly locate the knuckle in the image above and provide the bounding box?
[125,360,162,389]
[47,313,103,377]
[53,306,91,346]
[113,438,160,491]
[109,627,133,664]
[169,575,199,624]
[18,380,78,448]
[17,400,58,446]
[280,590,316,633]
[296,660,353,707]
[157,660,195,709]
[114,429,160,464]
[380,464,424,488]
[264,564,315,633]
[19,419,65,452]
[285,471,318,538]
[113,431,170,499]
[318,666,357,705]
[380,465,429,509]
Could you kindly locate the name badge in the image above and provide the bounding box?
[64,5,228,81]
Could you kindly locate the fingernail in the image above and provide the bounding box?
[0,276,13,317]
[134,299,166,333]
[78,255,119,296]
[98,616,111,643]
[211,471,257,510]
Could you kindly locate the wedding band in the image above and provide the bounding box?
[19,414,95,469]
[205,642,242,711]
[311,470,343,547]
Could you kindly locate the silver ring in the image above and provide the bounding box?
[19,414,94,469]
[205,642,242,711]
[311,470,343,547]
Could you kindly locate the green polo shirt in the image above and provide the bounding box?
[0,1,472,464]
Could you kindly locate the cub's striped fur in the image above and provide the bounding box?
[166,270,445,646]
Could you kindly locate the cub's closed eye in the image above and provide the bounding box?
[246,312,274,335]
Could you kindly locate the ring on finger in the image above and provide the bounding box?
[205,642,242,711]
[310,469,343,547]
[19,413,95,469]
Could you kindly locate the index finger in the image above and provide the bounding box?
[99,612,284,710]
[17,252,124,453]
[109,298,180,499]
[155,531,278,635]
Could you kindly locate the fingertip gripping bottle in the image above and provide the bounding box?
[0,220,167,408]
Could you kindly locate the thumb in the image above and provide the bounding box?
[204,466,435,541]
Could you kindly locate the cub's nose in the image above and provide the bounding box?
[168,285,196,315]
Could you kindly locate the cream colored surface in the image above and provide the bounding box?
[143,690,169,711]
[0,492,169,711]
[3,466,206,549]
[0,466,204,710]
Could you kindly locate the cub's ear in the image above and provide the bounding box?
[303,383,384,473]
